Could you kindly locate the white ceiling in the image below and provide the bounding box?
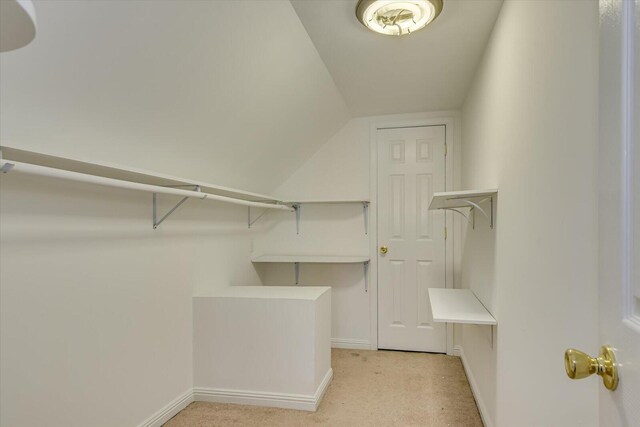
[0,0,349,193]
[290,0,504,116]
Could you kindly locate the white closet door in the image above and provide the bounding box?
[597,0,640,424]
[377,125,447,352]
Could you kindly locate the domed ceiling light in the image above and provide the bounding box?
[356,0,443,36]
[0,0,37,52]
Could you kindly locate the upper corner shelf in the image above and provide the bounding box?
[428,189,497,229]
[428,189,497,210]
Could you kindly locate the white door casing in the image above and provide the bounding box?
[599,0,640,425]
[377,125,447,352]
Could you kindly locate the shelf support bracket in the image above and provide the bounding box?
[490,196,494,228]
[363,261,369,292]
[439,196,495,230]
[293,203,301,235]
[1,162,14,174]
[294,262,300,285]
[491,325,494,349]
[363,202,369,235]
[459,198,493,229]
[247,207,268,229]
[153,185,200,229]
[445,208,472,224]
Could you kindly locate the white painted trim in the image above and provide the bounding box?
[193,368,333,412]
[136,369,334,424]
[136,388,194,427]
[368,121,380,351]
[452,345,462,357]
[331,338,373,350]
[314,367,333,406]
[456,345,493,427]
[369,111,461,353]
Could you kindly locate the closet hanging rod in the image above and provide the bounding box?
[0,160,294,212]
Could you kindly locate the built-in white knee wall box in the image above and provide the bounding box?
[193,286,332,411]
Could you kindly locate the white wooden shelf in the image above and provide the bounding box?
[428,288,496,325]
[251,255,370,290]
[1,146,279,202]
[251,255,370,263]
[428,189,497,210]
[283,200,369,204]
[428,189,497,229]
[1,145,295,229]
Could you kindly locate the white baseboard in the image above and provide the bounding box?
[136,388,194,427]
[313,367,333,407]
[193,368,333,412]
[331,338,372,350]
[455,345,493,427]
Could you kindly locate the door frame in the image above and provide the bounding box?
[368,112,461,355]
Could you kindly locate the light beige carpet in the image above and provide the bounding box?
[165,349,482,426]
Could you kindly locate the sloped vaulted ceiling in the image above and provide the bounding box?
[291,0,504,117]
[0,0,349,193]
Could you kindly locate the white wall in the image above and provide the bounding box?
[0,173,262,427]
[0,0,349,194]
[264,112,460,348]
[460,1,599,426]
[0,1,348,424]
[259,119,371,347]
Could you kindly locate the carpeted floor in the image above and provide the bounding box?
[165,349,482,426]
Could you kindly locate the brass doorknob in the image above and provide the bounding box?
[379,245,388,255]
[564,346,618,390]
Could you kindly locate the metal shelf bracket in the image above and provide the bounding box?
[363,202,370,235]
[247,207,268,229]
[1,162,14,174]
[363,261,369,292]
[153,185,200,229]
[294,262,300,285]
[293,203,301,235]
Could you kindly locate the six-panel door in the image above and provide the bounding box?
[377,125,447,352]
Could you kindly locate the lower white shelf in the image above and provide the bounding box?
[251,255,370,290]
[251,255,370,263]
[428,288,496,325]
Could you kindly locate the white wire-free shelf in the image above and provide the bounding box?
[251,255,371,290]
[0,146,294,229]
[251,255,370,263]
[428,288,496,325]
[283,200,369,204]
[429,189,497,229]
[1,146,279,203]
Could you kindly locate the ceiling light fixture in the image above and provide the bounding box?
[356,0,443,36]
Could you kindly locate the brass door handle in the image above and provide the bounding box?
[379,245,388,255]
[564,346,618,390]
